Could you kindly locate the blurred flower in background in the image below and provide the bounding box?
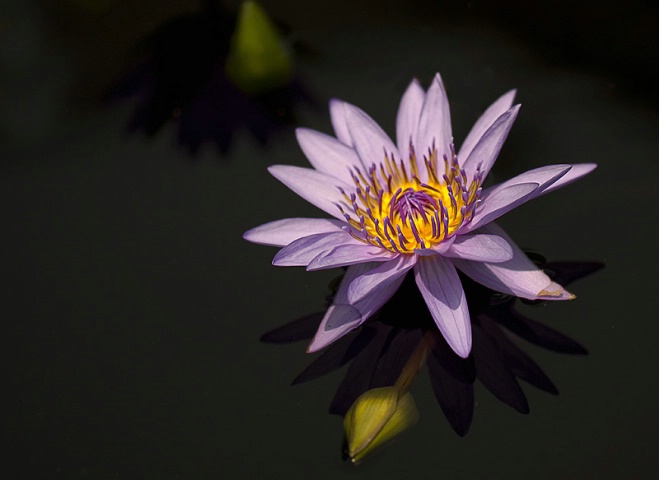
[262,255,603,462]
[105,0,313,155]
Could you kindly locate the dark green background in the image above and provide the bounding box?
[1,1,657,478]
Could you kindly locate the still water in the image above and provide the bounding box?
[1,1,657,478]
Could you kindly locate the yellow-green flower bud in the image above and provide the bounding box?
[225,1,293,95]
[343,386,419,463]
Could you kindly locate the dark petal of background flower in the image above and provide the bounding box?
[104,1,314,156]
[105,4,234,137]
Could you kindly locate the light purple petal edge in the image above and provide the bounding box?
[243,218,345,247]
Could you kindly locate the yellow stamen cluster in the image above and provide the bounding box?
[338,145,482,254]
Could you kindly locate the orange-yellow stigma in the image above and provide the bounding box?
[338,144,483,254]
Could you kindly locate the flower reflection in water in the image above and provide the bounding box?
[105,1,312,155]
[262,254,602,462]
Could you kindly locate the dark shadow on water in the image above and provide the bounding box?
[262,254,603,452]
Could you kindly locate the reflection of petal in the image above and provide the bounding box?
[472,325,529,414]
[268,251,600,453]
[485,305,588,354]
[292,328,376,385]
[429,332,477,384]
[330,325,393,415]
[260,312,323,344]
[479,316,558,394]
[427,350,474,437]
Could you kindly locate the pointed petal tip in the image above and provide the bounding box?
[306,304,363,352]
[266,164,282,176]
[451,340,472,359]
[537,285,575,300]
[271,254,287,266]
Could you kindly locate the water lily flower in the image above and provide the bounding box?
[244,73,596,358]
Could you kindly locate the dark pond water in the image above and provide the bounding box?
[1,1,657,478]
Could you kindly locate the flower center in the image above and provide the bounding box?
[338,144,483,254]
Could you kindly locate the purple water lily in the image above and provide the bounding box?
[244,73,596,358]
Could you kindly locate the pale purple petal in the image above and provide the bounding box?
[307,304,362,353]
[307,263,406,352]
[273,231,356,266]
[461,105,521,184]
[416,73,452,161]
[268,165,350,220]
[534,163,597,196]
[464,164,573,232]
[484,164,572,198]
[396,78,425,164]
[306,243,397,271]
[243,218,345,247]
[462,182,538,233]
[458,89,516,162]
[296,128,363,183]
[443,233,513,263]
[347,254,416,303]
[344,103,400,167]
[452,223,574,301]
[426,235,456,255]
[414,255,472,358]
[329,99,353,146]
